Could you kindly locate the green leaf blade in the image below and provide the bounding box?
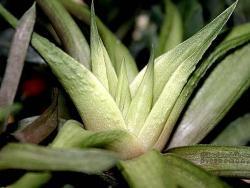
[0,143,118,174]
[130,1,237,100]
[118,150,176,188]
[164,153,229,188]
[126,51,154,135]
[36,0,90,68]
[155,22,250,150]
[137,1,239,149]
[168,145,250,178]
[170,43,250,148]
[52,120,145,160]
[90,3,118,94]
[10,173,52,188]
[115,60,132,117]
[59,0,138,82]
[32,35,126,132]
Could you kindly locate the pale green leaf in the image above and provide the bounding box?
[126,51,154,135]
[156,0,183,56]
[130,1,237,101]
[211,114,250,146]
[137,2,237,149]
[36,0,90,68]
[32,34,126,132]
[168,145,250,178]
[117,150,176,188]
[156,22,250,150]
[115,60,131,117]
[59,0,138,82]
[8,119,144,188]
[169,44,250,147]
[164,153,229,188]
[51,120,126,149]
[0,143,117,174]
[52,120,145,160]
[90,3,118,95]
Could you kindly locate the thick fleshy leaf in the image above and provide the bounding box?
[11,119,143,188]
[211,114,250,146]
[0,4,35,132]
[164,153,229,188]
[36,0,90,68]
[59,0,138,82]
[0,143,118,174]
[115,61,131,117]
[119,150,228,188]
[168,145,250,178]
[137,1,237,149]
[52,120,145,159]
[51,120,126,149]
[130,1,237,101]
[156,23,250,150]
[13,89,59,144]
[169,43,250,147]
[32,34,127,132]
[0,2,125,132]
[2,0,113,126]
[126,51,154,135]
[10,173,52,188]
[156,0,183,56]
[118,150,176,188]
[90,3,117,93]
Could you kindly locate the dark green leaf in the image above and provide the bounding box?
[164,153,229,188]
[10,173,52,188]
[168,145,250,178]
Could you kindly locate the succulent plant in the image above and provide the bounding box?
[0,0,250,187]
